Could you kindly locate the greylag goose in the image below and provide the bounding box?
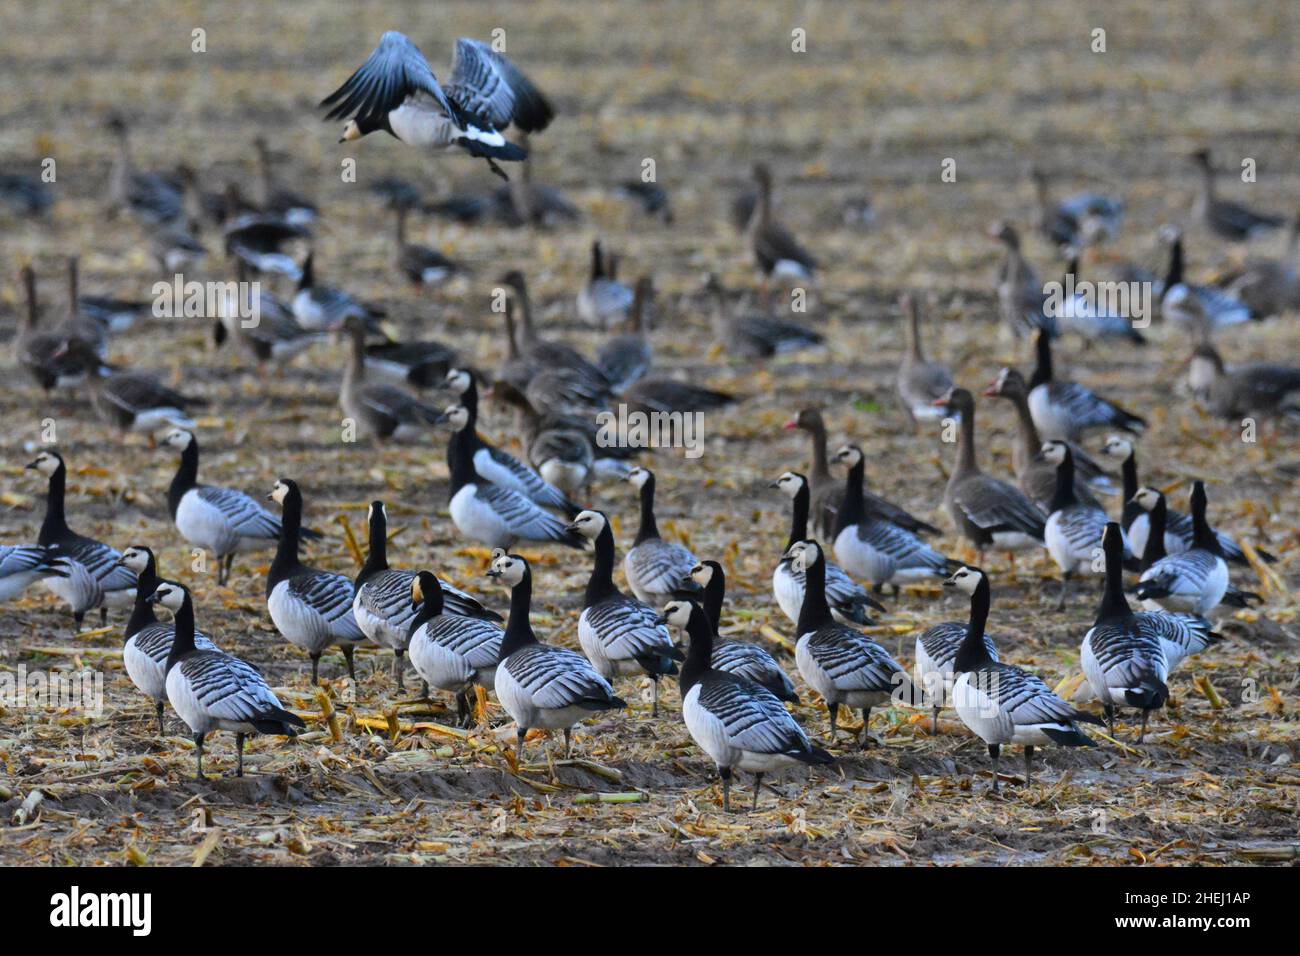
[499,270,611,395]
[58,347,206,435]
[364,335,458,390]
[989,220,1057,339]
[1220,211,1300,317]
[1158,226,1252,335]
[13,266,100,393]
[1187,341,1300,420]
[1191,148,1284,241]
[623,375,734,416]
[623,467,700,606]
[1081,524,1170,740]
[615,181,673,224]
[392,203,461,286]
[595,276,654,393]
[340,315,440,440]
[691,559,798,703]
[0,544,68,603]
[321,32,553,180]
[1042,441,1120,609]
[252,135,318,226]
[937,387,1046,561]
[148,581,304,778]
[222,215,307,280]
[576,241,634,329]
[565,510,683,717]
[945,566,1097,789]
[659,599,831,812]
[1029,166,1123,249]
[1027,330,1145,439]
[149,220,207,272]
[746,163,816,297]
[705,273,823,359]
[487,551,624,759]
[105,114,182,225]
[406,570,504,725]
[895,292,953,425]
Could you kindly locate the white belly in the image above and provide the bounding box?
[124,637,167,702]
[43,561,102,614]
[268,579,335,653]
[772,563,802,624]
[176,491,241,557]
[450,485,511,548]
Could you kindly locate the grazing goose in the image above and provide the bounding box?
[1133,483,1230,616]
[786,408,940,538]
[54,344,207,435]
[439,405,583,550]
[577,241,635,329]
[392,203,460,285]
[623,466,700,605]
[163,429,304,586]
[499,270,612,394]
[1221,212,1300,317]
[615,180,673,224]
[444,368,578,513]
[938,388,1046,561]
[914,584,999,736]
[831,445,954,589]
[266,479,365,685]
[1041,441,1119,609]
[527,364,616,419]
[149,581,304,778]
[105,114,182,225]
[13,266,101,393]
[293,254,375,331]
[790,541,914,747]
[116,546,216,735]
[945,566,1098,789]
[77,293,151,337]
[1029,166,1123,249]
[895,292,953,425]
[407,570,504,725]
[0,544,68,603]
[252,135,318,226]
[705,273,823,359]
[660,599,831,812]
[690,560,798,703]
[1081,523,1171,740]
[321,32,553,179]
[770,471,884,626]
[1027,330,1145,440]
[340,315,440,440]
[27,451,136,629]
[1187,342,1300,421]
[623,375,735,417]
[984,367,1111,509]
[1158,226,1253,335]
[1055,251,1147,346]
[150,219,207,272]
[565,510,683,716]
[222,215,307,280]
[990,220,1057,339]
[1190,148,1283,242]
[364,335,458,390]
[595,276,655,393]
[746,164,816,299]
[0,172,53,217]
[486,552,624,759]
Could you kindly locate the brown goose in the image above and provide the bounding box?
[705,273,823,359]
[936,387,1046,562]
[1221,211,1300,318]
[105,114,182,226]
[339,316,440,440]
[1191,148,1283,242]
[252,135,318,225]
[747,163,816,296]
[13,264,102,393]
[785,408,939,539]
[498,270,609,393]
[989,220,1057,340]
[393,204,461,286]
[595,275,654,393]
[895,292,953,426]
[1029,166,1124,250]
[1187,342,1300,420]
[52,339,206,435]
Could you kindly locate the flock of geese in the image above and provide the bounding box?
[2,30,1297,811]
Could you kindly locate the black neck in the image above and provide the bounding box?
[1048,448,1077,512]
[447,424,479,494]
[1189,484,1221,555]
[407,576,445,638]
[38,462,69,544]
[298,255,314,291]
[1140,496,1168,570]
[460,375,480,423]
[1097,531,1132,621]
[1029,334,1053,389]
[1119,450,1140,527]
[633,475,660,544]
[794,547,834,634]
[267,490,302,592]
[356,508,389,586]
[834,455,866,537]
[1163,237,1184,292]
[785,482,810,552]
[164,592,197,673]
[167,438,199,520]
[701,566,724,634]
[953,577,994,671]
[125,557,159,638]
[498,568,538,657]
[583,523,622,606]
[679,605,715,696]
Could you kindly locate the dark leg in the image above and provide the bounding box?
[456,691,470,727]
[1024,745,1034,787]
[752,772,764,812]
[932,706,941,736]
[1104,704,1115,737]
[392,649,405,691]
[1138,709,1150,743]
[342,644,356,682]
[421,680,430,702]
[720,765,732,812]
[224,553,234,585]
[100,606,108,626]
[651,675,659,718]
[310,653,321,686]
[860,707,874,748]
[827,701,838,742]
[155,701,165,737]
[73,611,85,634]
[235,733,245,777]
[194,732,206,781]
[988,743,1000,792]
[516,727,526,763]
[563,728,573,759]
[1055,573,1070,611]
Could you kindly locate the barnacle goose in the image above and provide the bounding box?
[48,341,206,434]
[565,510,683,716]
[293,254,376,332]
[266,479,365,685]
[340,315,440,440]
[831,446,955,589]
[577,241,634,329]
[116,546,216,735]
[1042,441,1122,610]
[1133,483,1233,616]
[770,471,884,626]
[321,32,553,180]
[1081,523,1171,740]
[1187,341,1300,422]
[1027,331,1145,440]
[914,595,999,736]
[407,570,504,726]
[222,214,308,281]
[790,541,915,747]
[444,368,578,514]
[163,429,301,585]
[149,581,304,778]
[1157,226,1252,335]
[690,559,798,703]
[438,403,584,550]
[945,566,1098,789]
[27,451,136,630]
[364,335,458,390]
[1029,166,1123,249]
[623,466,701,605]
[0,544,67,603]
[486,552,624,759]
[1055,250,1147,345]
[660,599,831,812]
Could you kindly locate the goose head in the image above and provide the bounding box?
[656,599,694,629]
[984,367,1025,399]
[624,466,652,490]
[486,550,527,587]
[26,450,63,476]
[146,580,187,611]
[987,219,1020,249]
[1039,440,1069,466]
[1099,435,1133,461]
[689,561,715,588]
[790,540,821,573]
[444,368,473,395]
[434,404,470,433]
[115,546,154,574]
[831,445,863,470]
[770,470,806,498]
[784,408,823,433]
[943,565,984,595]
[564,509,607,540]
[1130,486,1163,512]
[268,478,298,505]
[161,428,194,451]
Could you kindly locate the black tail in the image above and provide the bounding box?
[253,707,306,736]
[795,745,835,766]
[300,526,325,543]
[1220,587,1263,608]
[1124,677,1169,712]
[456,136,526,163]
[833,596,882,625]
[1043,725,1094,747]
[1112,405,1147,434]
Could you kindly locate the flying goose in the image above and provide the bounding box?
[252,135,319,226]
[690,559,798,703]
[148,581,305,778]
[321,32,553,180]
[1081,523,1171,740]
[595,276,655,393]
[565,510,683,716]
[769,470,884,626]
[623,466,700,606]
[831,445,955,589]
[945,566,1098,789]
[443,368,578,513]
[293,254,377,331]
[989,220,1057,339]
[937,387,1047,561]
[895,292,953,425]
[486,551,625,759]
[115,546,217,735]
[1027,330,1145,440]
[0,544,68,603]
[26,450,136,630]
[438,404,584,550]
[790,541,915,747]
[340,315,441,440]
[577,241,635,329]
[266,479,366,685]
[1029,166,1123,249]
[786,408,940,538]
[1187,341,1300,421]
[704,273,824,360]
[1190,148,1283,242]
[1132,483,1232,616]
[1158,226,1253,335]
[660,599,831,812]
[406,570,504,725]
[105,114,183,225]
[392,203,461,286]
[1041,441,1120,610]
[746,163,816,299]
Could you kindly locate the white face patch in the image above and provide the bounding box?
[490,554,524,586]
[31,453,59,476]
[833,446,860,468]
[445,369,471,393]
[689,563,712,586]
[153,585,183,611]
[120,548,147,572]
[792,542,819,572]
[442,406,469,431]
[774,472,801,498]
[1101,436,1130,458]
[946,567,980,595]
[570,510,605,538]
[626,467,650,490]
[164,429,193,449]
[1040,441,1067,464]
[270,481,289,504]
[662,601,691,628]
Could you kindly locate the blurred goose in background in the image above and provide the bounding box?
[895,292,953,425]
[252,135,318,225]
[0,172,53,217]
[691,560,798,703]
[392,203,461,286]
[215,261,325,366]
[406,570,504,725]
[320,32,554,179]
[13,265,101,393]
[1219,211,1300,317]
[1158,226,1252,335]
[149,219,207,272]
[1027,331,1146,440]
[705,273,824,359]
[623,467,700,606]
[1055,250,1147,346]
[340,315,440,440]
[0,544,68,604]
[990,220,1057,340]
[294,253,377,331]
[76,354,207,435]
[623,374,735,417]
[498,270,611,396]
[577,241,634,329]
[1191,148,1284,241]
[1029,166,1123,249]
[105,113,182,225]
[615,180,673,224]
[1041,441,1118,609]
[1187,341,1300,420]
[595,275,655,393]
[223,215,307,280]
[746,163,816,300]
[364,333,459,390]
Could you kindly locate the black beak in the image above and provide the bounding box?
[410,599,423,613]
[653,615,669,627]
[486,569,501,579]
[145,589,167,605]
[24,460,40,470]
